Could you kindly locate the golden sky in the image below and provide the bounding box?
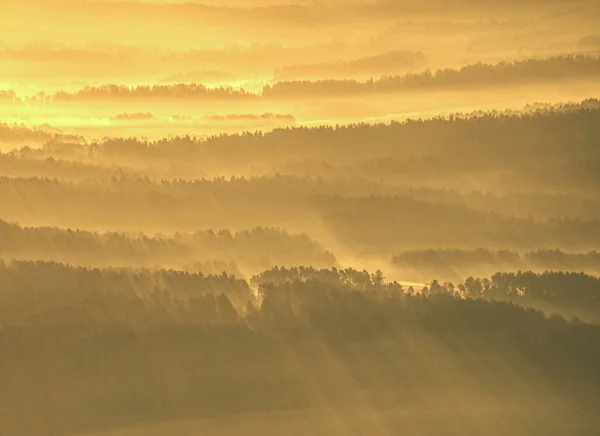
[1,0,599,140]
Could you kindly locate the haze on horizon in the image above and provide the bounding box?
[1,0,600,435]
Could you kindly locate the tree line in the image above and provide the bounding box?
[263,56,600,97]
[1,263,599,435]
[392,248,600,282]
[0,220,336,274]
[4,56,600,104]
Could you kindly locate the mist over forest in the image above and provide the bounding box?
[1,0,600,435]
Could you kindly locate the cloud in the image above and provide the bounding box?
[578,35,600,50]
[204,113,295,121]
[159,70,238,84]
[274,50,426,80]
[0,43,113,63]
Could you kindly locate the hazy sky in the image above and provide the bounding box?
[1,0,599,140]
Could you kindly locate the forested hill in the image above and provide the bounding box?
[1,262,599,435]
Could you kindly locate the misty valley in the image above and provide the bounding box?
[1,0,600,435]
